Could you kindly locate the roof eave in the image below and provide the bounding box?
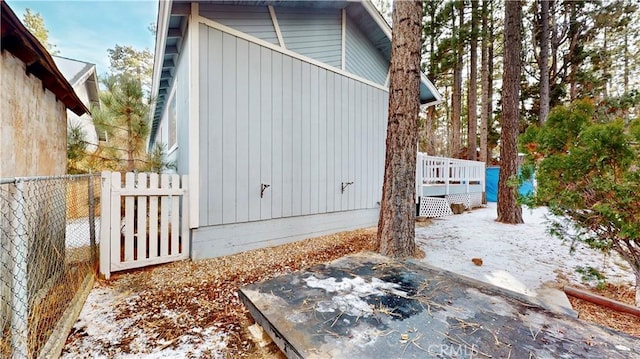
[361,0,443,106]
[1,2,89,117]
[149,0,173,150]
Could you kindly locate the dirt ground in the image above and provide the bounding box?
[567,284,640,337]
[70,223,638,358]
[88,228,379,358]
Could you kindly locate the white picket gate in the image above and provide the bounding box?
[100,172,190,279]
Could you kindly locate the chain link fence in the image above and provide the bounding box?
[1,174,100,358]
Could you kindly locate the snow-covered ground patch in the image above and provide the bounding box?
[65,217,100,248]
[416,202,634,298]
[61,204,635,357]
[304,275,406,317]
[61,282,227,358]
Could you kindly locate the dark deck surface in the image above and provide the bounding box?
[239,252,639,359]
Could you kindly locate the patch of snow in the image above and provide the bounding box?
[62,203,635,358]
[304,275,405,317]
[65,217,101,248]
[61,284,227,358]
[417,203,634,299]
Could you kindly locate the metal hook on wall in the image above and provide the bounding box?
[261,183,270,198]
[341,181,353,194]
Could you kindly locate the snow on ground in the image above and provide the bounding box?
[416,202,634,299]
[65,217,101,248]
[61,203,635,357]
[61,283,228,359]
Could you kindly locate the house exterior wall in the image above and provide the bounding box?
[67,81,99,151]
[199,3,279,46]
[345,16,388,85]
[0,51,68,327]
[193,23,389,258]
[274,7,342,68]
[0,51,67,178]
[198,4,383,79]
[156,30,191,175]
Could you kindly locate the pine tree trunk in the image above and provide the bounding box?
[539,0,550,125]
[550,0,560,108]
[377,0,423,259]
[127,121,135,172]
[467,0,478,161]
[603,28,609,98]
[425,3,438,156]
[624,27,629,93]
[568,2,579,100]
[486,0,495,161]
[425,106,436,155]
[451,1,463,158]
[480,0,489,164]
[497,0,523,224]
[636,271,640,307]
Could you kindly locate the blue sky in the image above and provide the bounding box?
[7,0,157,76]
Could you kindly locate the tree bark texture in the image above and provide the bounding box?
[425,106,436,155]
[424,3,438,156]
[497,0,524,224]
[487,0,495,161]
[480,0,489,164]
[539,0,550,125]
[451,1,463,157]
[377,0,423,259]
[467,0,478,161]
[567,2,579,100]
[636,272,640,307]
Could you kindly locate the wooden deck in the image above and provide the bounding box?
[416,154,485,202]
[240,252,639,359]
[420,183,484,197]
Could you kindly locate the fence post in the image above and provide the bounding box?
[88,175,97,266]
[465,162,470,194]
[99,172,111,279]
[181,175,191,257]
[9,180,28,358]
[445,159,450,196]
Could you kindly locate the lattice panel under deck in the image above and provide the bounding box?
[419,197,453,218]
[445,193,483,210]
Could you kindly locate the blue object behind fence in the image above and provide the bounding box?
[485,167,534,202]
[486,167,499,202]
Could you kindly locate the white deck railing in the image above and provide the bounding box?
[415,153,486,202]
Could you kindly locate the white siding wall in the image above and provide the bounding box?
[67,79,98,151]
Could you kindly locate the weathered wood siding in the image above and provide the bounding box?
[0,51,67,177]
[195,23,388,256]
[345,16,388,85]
